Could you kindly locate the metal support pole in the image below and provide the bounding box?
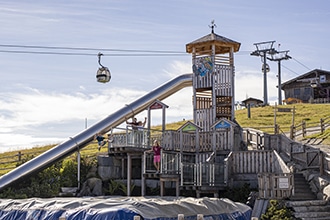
[267,50,291,105]
[263,53,268,105]
[250,41,276,106]
[278,61,282,105]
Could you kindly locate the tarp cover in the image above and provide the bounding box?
[0,196,251,220]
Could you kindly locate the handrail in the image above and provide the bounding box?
[243,127,330,179]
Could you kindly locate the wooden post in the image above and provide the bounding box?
[256,132,261,149]
[224,157,228,186]
[302,121,306,137]
[176,178,180,197]
[290,125,294,140]
[18,151,22,161]
[292,106,295,127]
[127,154,131,196]
[320,118,325,133]
[289,142,293,161]
[320,151,324,176]
[141,152,146,196]
[160,179,164,197]
[121,158,125,178]
[246,130,250,146]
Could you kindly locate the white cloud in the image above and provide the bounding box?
[0,0,329,153]
[163,60,192,78]
[0,86,147,151]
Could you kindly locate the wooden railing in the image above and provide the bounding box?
[225,150,291,174]
[242,128,265,149]
[0,147,97,174]
[243,115,330,141]
[290,116,330,140]
[257,173,293,199]
[243,127,330,180]
[224,150,293,199]
[321,152,330,176]
[110,126,149,149]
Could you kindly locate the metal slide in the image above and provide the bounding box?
[0,74,193,191]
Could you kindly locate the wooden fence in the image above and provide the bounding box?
[225,150,293,199]
[290,115,330,140]
[0,147,97,174]
[244,116,330,141]
[243,128,330,180]
[0,150,44,172]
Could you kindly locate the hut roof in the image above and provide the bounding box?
[281,69,330,89]
[241,97,263,105]
[186,32,240,55]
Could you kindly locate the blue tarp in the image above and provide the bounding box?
[0,196,251,220]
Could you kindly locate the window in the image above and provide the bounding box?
[294,88,300,97]
[304,87,311,95]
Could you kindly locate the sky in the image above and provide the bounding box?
[0,0,329,152]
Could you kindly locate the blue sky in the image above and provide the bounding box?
[0,0,329,152]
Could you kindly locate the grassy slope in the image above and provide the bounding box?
[0,103,329,175]
[234,103,330,144]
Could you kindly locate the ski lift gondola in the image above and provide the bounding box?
[96,52,111,83]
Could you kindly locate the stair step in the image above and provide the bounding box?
[292,205,330,212]
[286,200,330,220]
[291,192,316,200]
[294,185,312,190]
[287,200,328,207]
[302,217,330,220]
[290,196,317,201]
[294,211,330,219]
[289,172,316,201]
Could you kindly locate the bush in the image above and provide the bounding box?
[261,200,295,220]
[222,183,253,203]
[0,155,97,198]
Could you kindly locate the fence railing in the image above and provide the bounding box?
[243,127,330,180]
[242,128,265,149]
[225,150,293,199]
[244,115,330,141]
[144,150,226,187]
[290,116,330,140]
[257,173,293,199]
[0,151,25,170]
[110,126,150,149]
[0,146,97,174]
[321,152,330,176]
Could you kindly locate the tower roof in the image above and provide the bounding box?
[186,32,241,55]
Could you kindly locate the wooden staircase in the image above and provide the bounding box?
[285,173,330,219]
[290,173,316,201]
[286,200,330,220]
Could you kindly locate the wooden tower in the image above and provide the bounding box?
[186,24,240,131]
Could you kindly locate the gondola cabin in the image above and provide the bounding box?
[96,66,111,83]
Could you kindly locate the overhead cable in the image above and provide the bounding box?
[0,50,187,56]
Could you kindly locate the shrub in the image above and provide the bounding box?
[0,155,97,198]
[261,200,295,220]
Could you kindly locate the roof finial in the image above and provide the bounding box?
[209,20,217,34]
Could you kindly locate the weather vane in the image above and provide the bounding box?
[209,20,217,33]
